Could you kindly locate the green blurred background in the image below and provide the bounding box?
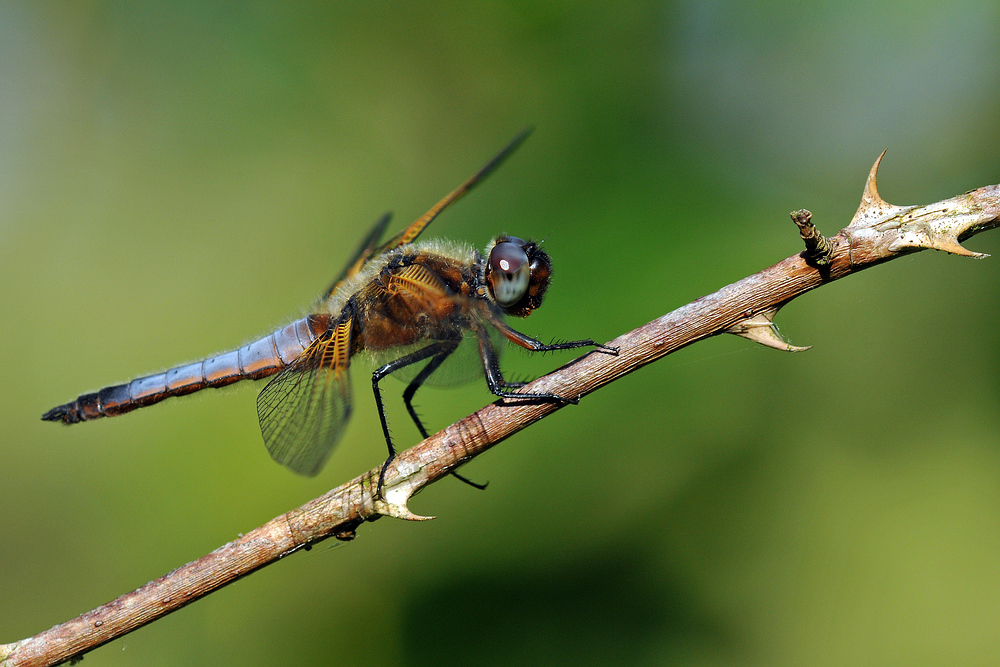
[3,1,999,665]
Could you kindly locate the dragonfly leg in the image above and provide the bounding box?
[398,341,489,491]
[483,311,619,356]
[477,328,581,404]
[372,341,462,495]
[400,341,459,439]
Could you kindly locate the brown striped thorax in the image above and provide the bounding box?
[43,129,615,486]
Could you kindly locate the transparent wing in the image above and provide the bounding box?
[256,319,353,476]
[319,129,530,311]
[320,211,393,302]
[369,327,502,388]
[378,127,533,252]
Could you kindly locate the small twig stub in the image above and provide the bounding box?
[790,208,834,266]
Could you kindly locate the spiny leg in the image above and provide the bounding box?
[476,329,580,404]
[372,342,462,495]
[477,319,618,402]
[490,317,618,356]
[400,346,454,436]
[533,339,617,354]
[401,340,487,490]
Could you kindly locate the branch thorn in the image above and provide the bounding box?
[374,497,435,521]
[369,465,436,521]
[848,149,912,229]
[887,230,989,258]
[725,308,810,352]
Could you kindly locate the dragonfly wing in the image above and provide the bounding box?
[257,318,354,476]
[320,129,531,306]
[379,127,533,251]
[373,330,491,388]
[321,211,393,302]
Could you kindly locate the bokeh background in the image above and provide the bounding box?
[3,2,1000,665]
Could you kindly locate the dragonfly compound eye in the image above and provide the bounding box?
[488,241,531,307]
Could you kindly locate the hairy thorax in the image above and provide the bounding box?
[348,246,484,353]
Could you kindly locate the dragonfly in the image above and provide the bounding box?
[43,129,615,488]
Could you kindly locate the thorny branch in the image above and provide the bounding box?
[3,153,1000,667]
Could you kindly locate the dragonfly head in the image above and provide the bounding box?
[483,236,551,317]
